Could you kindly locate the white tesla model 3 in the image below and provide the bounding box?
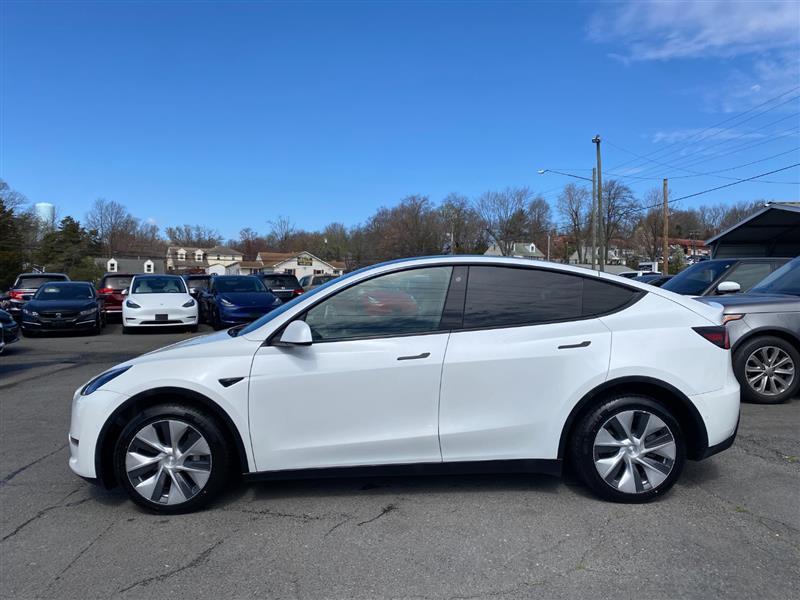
[70,257,740,512]
[122,274,198,333]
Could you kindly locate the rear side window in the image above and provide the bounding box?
[463,266,640,329]
[723,262,773,293]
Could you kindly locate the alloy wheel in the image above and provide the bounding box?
[593,410,676,494]
[125,419,212,505]
[744,346,795,397]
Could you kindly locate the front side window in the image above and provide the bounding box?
[661,260,736,295]
[305,266,452,341]
[751,258,800,297]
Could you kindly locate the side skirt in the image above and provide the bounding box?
[242,458,563,483]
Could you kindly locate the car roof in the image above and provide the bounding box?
[132,274,182,279]
[17,272,68,277]
[102,272,135,277]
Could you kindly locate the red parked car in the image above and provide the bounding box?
[96,273,135,318]
[5,273,70,319]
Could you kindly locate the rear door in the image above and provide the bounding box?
[439,266,640,462]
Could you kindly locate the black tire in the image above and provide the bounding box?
[113,403,232,514]
[21,328,36,338]
[91,317,102,335]
[211,309,222,331]
[733,335,800,405]
[122,325,131,335]
[187,324,198,333]
[570,395,686,503]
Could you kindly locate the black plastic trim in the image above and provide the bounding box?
[243,458,562,482]
[697,418,739,460]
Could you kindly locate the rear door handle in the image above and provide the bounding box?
[397,352,431,361]
[558,341,591,350]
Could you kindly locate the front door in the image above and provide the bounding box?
[248,265,454,472]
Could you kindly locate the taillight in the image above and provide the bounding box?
[292,288,304,296]
[9,290,25,300]
[98,288,114,294]
[693,326,729,349]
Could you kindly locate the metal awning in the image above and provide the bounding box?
[705,204,800,258]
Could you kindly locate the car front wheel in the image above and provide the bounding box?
[113,404,232,513]
[570,396,685,503]
[733,336,799,405]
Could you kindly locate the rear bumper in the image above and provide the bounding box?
[697,418,739,460]
[688,370,740,458]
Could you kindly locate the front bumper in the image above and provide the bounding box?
[218,306,273,325]
[22,317,97,332]
[123,306,198,327]
[69,388,126,479]
[1,322,20,343]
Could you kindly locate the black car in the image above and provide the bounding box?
[634,273,673,286]
[699,256,800,404]
[661,257,788,297]
[20,281,105,336]
[255,272,304,302]
[0,308,20,349]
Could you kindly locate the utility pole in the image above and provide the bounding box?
[662,178,669,276]
[546,231,551,262]
[591,167,597,269]
[592,135,604,271]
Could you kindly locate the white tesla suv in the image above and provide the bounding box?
[70,257,740,512]
[122,274,198,333]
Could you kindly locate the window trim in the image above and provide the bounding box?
[266,262,645,345]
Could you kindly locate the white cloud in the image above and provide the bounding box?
[651,127,765,144]
[587,1,800,62]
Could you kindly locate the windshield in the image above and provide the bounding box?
[34,284,94,300]
[661,260,736,295]
[214,277,266,293]
[185,278,210,291]
[750,258,800,296]
[16,275,67,289]
[262,275,299,288]
[101,276,132,290]
[132,276,187,294]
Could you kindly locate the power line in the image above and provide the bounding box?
[634,163,800,213]
[606,85,800,172]
[669,146,800,179]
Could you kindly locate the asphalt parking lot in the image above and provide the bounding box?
[1,325,798,600]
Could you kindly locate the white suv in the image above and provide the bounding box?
[70,257,740,512]
[122,274,198,333]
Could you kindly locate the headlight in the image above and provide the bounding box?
[220,298,234,307]
[126,300,141,309]
[182,299,196,308]
[22,308,38,316]
[79,307,98,317]
[81,365,132,396]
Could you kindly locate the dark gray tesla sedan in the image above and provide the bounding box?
[699,257,800,404]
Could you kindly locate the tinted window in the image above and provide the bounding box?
[305,266,452,341]
[722,262,774,293]
[132,277,186,294]
[661,260,736,295]
[101,276,132,290]
[262,275,300,288]
[751,258,800,296]
[15,275,68,289]
[214,277,266,293]
[464,266,583,328]
[35,284,94,300]
[312,275,337,285]
[464,267,639,329]
[185,277,210,291]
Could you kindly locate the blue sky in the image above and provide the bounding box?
[2,1,799,238]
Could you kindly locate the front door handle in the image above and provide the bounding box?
[558,341,591,350]
[397,352,431,361]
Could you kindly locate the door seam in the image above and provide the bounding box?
[436,332,452,462]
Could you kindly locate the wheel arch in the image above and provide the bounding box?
[557,376,710,462]
[731,326,800,356]
[94,386,250,488]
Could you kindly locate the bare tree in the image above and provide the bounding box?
[86,198,139,256]
[439,193,487,254]
[165,224,222,247]
[633,189,663,262]
[601,180,638,255]
[557,184,590,263]
[267,216,297,251]
[527,195,553,253]
[474,187,530,256]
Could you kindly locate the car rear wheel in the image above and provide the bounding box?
[734,336,799,404]
[570,396,685,503]
[113,404,232,513]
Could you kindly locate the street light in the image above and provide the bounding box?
[537,168,593,182]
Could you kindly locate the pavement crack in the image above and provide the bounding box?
[238,507,324,522]
[324,516,353,537]
[1,488,87,542]
[0,443,68,486]
[50,520,115,583]
[117,539,224,595]
[356,503,398,526]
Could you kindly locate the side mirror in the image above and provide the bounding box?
[121,288,129,296]
[717,281,741,295]
[277,320,313,347]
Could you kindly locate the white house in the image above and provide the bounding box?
[484,242,545,260]
[255,251,345,279]
[166,245,243,274]
[95,257,164,274]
